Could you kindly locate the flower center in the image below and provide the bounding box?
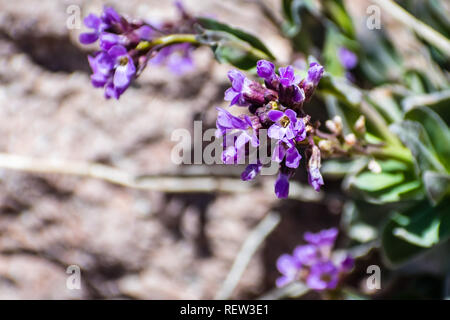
[119,56,129,66]
[280,116,290,128]
[320,273,332,283]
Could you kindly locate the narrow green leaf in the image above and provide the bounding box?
[351,172,404,192]
[405,106,450,172]
[390,120,446,173]
[197,17,275,60]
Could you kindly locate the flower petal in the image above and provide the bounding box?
[274,172,290,198]
[268,110,284,122]
[285,146,301,168]
[83,14,101,30]
[79,32,99,44]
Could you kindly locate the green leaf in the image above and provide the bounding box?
[405,106,450,171]
[378,180,423,203]
[322,0,355,38]
[210,37,262,70]
[351,172,404,192]
[322,158,368,177]
[382,199,450,266]
[423,171,450,205]
[390,120,446,173]
[197,17,275,60]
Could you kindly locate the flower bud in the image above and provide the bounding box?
[318,140,333,152]
[354,116,366,135]
[333,116,343,134]
[344,133,357,147]
[368,159,382,174]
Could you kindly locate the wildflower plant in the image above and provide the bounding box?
[79,0,450,299]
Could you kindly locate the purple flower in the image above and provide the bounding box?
[216,107,259,146]
[267,109,305,141]
[304,228,338,247]
[216,107,249,136]
[88,51,114,88]
[216,108,259,165]
[88,45,136,100]
[277,66,305,104]
[257,60,277,82]
[106,45,136,99]
[272,139,301,168]
[224,70,252,107]
[307,145,324,192]
[307,261,339,290]
[274,172,290,199]
[80,14,103,44]
[306,62,324,87]
[79,7,122,45]
[152,43,195,75]
[338,47,358,70]
[278,65,300,87]
[293,244,319,266]
[275,228,354,291]
[276,254,300,287]
[241,162,263,181]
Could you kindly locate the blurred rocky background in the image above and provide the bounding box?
[0,0,311,299]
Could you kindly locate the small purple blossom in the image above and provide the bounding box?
[215,107,249,136]
[107,45,136,99]
[338,47,358,70]
[272,139,302,169]
[87,45,136,99]
[278,65,300,87]
[257,60,277,83]
[304,228,338,247]
[267,109,305,141]
[151,43,195,75]
[224,70,252,106]
[276,254,301,287]
[306,62,324,87]
[79,7,122,45]
[274,172,290,199]
[307,261,339,290]
[293,244,319,266]
[275,228,353,290]
[216,107,259,165]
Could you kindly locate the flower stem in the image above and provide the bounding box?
[136,33,272,61]
[136,34,199,51]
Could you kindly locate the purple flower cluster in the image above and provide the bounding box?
[80,7,147,99]
[79,4,196,99]
[217,60,325,198]
[276,228,354,291]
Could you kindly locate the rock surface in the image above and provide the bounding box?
[0,0,335,299]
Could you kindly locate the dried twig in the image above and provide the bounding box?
[0,153,252,193]
[0,153,323,201]
[215,212,281,300]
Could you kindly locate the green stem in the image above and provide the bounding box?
[136,34,199,51]
[136,33,271,61]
